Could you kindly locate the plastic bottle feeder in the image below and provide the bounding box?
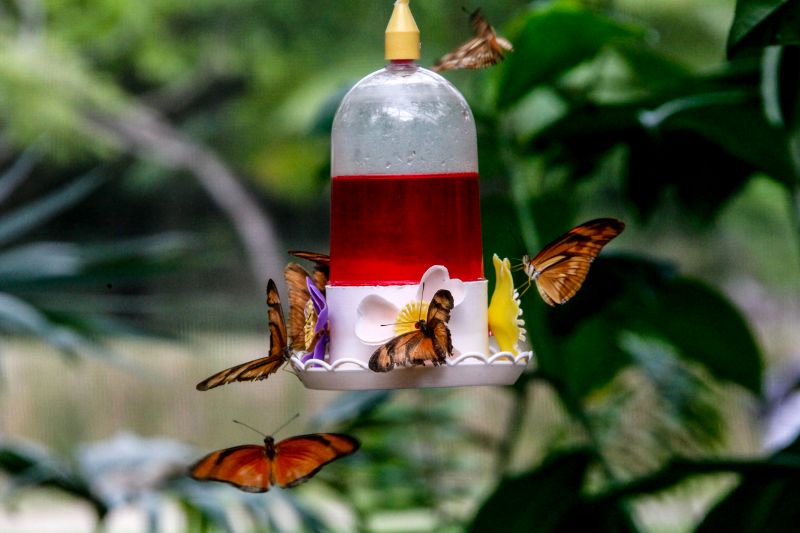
[290,0,532,390]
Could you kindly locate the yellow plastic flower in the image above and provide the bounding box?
[488,254,525,354]
[395,300,429,335]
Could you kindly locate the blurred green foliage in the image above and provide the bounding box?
[1,0,800,531]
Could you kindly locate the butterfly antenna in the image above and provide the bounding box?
[233,419,268,438]
[380,320,417,327]
[271,413,300,437]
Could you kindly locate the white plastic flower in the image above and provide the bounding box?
[355,265,465,345]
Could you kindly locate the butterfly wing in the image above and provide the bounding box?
[432,9,512,72]
[195,353,286,391]
[287,250,329,292]
[527,218,625,306]
[369,330,425,372]
[284,262,312,351]
[189,445,272,493]
[535,257,593,306]
[469,9,513,54]
[273,434,360,488]
[426,289,454,324]
[196,279,288,390]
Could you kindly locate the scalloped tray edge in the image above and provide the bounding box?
[290,351,533,390]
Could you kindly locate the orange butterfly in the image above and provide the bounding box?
[196,279,290,391]
[520,218,625,306]
[189,421,359,493]
[432,9,513,72]
[285,251,329,352]
[368,289,454,372]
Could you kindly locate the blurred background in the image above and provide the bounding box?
[1,0,800,531]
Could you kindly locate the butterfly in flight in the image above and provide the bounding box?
[196,279,290,391]
[432,8,513,72]
[369,289,454,373]
[285,251,330,352]
[519,218,625,306]
[189,418,359,493]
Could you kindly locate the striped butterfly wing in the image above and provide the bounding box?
[195,354,287,391]
[526,218,625,306]
[273,434,360,488]
[284,262,313,351]
[368,289,454,372]
[287,250,329,293]
[432,9,513,72]
[189,445,272,493]
[426,289,455,325]
[196,279,289,390]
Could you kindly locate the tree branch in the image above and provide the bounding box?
[82,102,283,285]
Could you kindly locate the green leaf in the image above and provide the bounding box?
[0,232,200,291]
[0,292,115,361]
[762,46,800,132]
[639,90,796,187]
[561,317,630,398]
[696,433,800,532]
[497,3,640,110]
[0,145,41,205]
[0,170,105,247]
[728,0,800,55]
[0,440,105,517]
[539,257,762,396]
[600,455,800,501]
[469,449,637,532]
[645,279,763,396]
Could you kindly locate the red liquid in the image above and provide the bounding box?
[330,173,483,285]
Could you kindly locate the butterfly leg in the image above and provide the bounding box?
[517,276,533,298]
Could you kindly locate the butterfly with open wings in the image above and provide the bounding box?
[190,421,359,493]
[368,289,454,373]
[432,8,513,72]
[518,218,625,306]
[196,279,290,391]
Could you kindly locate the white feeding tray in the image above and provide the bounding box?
[290,350,533,391]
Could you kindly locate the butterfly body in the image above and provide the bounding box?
[190,432,360,493]
[521,218,624,306]
[369,289,454,372]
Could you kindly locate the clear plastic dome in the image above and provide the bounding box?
[332,62,477,176]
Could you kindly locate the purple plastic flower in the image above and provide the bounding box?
[302,277,329,362]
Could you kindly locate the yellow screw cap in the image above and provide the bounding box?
[385,0,420,60]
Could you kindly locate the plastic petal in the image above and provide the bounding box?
[488,254,524,355]
[355,294,400,345]
[415,265,466,306]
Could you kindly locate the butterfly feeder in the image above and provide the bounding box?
[289,0,532,390]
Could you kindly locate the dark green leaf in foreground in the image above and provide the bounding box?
[0,441,105,517]
[540,257,761,397]
[696,433,800,533]
[728,0,800,55]
[497,3,639,110]
[643,279,763,396]
[469,449,637,533]
[0,170,104,247]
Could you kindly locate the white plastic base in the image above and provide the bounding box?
[290,349,532,390]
